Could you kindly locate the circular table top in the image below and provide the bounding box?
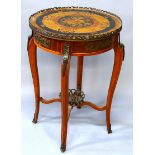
[29,7,122,41]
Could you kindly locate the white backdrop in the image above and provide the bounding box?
[21,1,133,155]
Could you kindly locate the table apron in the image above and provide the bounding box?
[33,32,115,56]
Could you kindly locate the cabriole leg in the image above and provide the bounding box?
[106,36,124,134]
[60,44,71,152]
[27,34,40,124]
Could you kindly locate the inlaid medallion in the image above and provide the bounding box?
[57,15,94,28]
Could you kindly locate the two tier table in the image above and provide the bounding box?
[28,7,125,152]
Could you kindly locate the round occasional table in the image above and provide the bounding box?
[28,7,125,152]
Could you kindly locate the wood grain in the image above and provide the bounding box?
[27,35,40,124]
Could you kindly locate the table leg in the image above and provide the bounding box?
[77,56,84,90]
[60,45,71,152]
[76,56,84,109]
[106,37,124,134]
[27,35,40,124]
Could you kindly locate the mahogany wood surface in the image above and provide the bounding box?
[28,35,40,124]
[77,56,84,90]
[106,35,124,133]
[60,52,71,152]
[33,36,114,56]
[40,97,61,104]
[81,101,107,111]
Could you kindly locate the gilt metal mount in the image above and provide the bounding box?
[120,43,125,61]
[59,89,85,107]
[62,44,70,76]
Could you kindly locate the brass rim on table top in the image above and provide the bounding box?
[29,7,122,41]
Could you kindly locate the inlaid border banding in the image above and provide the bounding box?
[29,7,122,41]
